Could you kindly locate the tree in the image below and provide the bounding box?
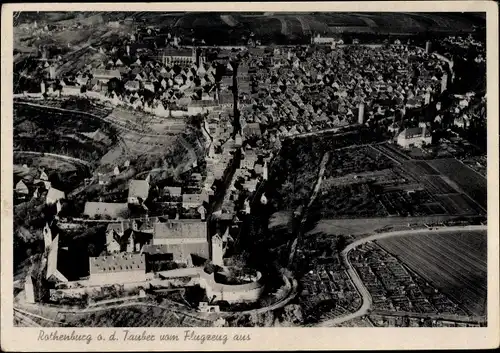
[283,304,304,324]
[88,243,97,257]
[263,311,275,327]
[335,235,347,253]
[107,77,124,95]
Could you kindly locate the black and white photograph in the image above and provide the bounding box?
[1,2,499,351]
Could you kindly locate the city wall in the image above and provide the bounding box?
[199,269,265,303]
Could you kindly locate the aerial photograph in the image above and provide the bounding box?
[12,11,487,328]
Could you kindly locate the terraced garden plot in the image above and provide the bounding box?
[324,146,395,179]
[311,183,387,219]
[401,160,439,179]
[377,231,487,316]
[427,159,487,210]
[436,195,462,215]
[122,133,179,155]
[447,193,484,215]
[423,175,457,194]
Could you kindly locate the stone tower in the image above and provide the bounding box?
[358,102,365,125]
[211,234,224,267]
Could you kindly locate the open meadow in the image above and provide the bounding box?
[377,231,487,316]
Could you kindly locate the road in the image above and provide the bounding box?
[319,224,487,326]
[13,307,73,327]
[14,310,41,327]
[14,150,92,169]
[14,101,180,139]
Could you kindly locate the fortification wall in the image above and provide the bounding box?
[199,270,265,303]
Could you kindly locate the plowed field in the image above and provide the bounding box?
[377,231,487,316]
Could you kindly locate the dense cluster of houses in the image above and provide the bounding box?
[236,43,447,143]
[433,91,485,130]
[31,44,238,119]
[19,26,485,309]
[443,34,485,63]
[14,166,66,210]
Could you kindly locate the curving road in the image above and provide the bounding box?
[319,225,487,326]
[14,150,92,169]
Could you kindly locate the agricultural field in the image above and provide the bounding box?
[398,159,485,216]
[422,175,457,194]
[311,145,450,219]
[461,156,487,177]
[377,189,447,217]
[244,17,284,37]
[435,194,481,216]
[120,132,179,156]
[174,12,231,29]
[377,231,487,316]
[354,12,425,31]
[284,17,305,36]
[314,13,368,27]
[427,158,487,210]
[402,160,440,176]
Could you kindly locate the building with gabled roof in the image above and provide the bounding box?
[125,80,140,91]
[46,235,68,284]
[397,126,432,149]
[15,180,29,197]
[182,192,209,209]
[24,274,36,303]
[45,187,65,205]
[88,253,147,286]
[84,202,129,219]
[163,186,182,198]
[92,69,121,83]
[128,179,150,204]
[152,219,209,264]
[161,48,197,67]
[243,122,261,137]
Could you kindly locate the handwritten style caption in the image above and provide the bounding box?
[38,329,251,345]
